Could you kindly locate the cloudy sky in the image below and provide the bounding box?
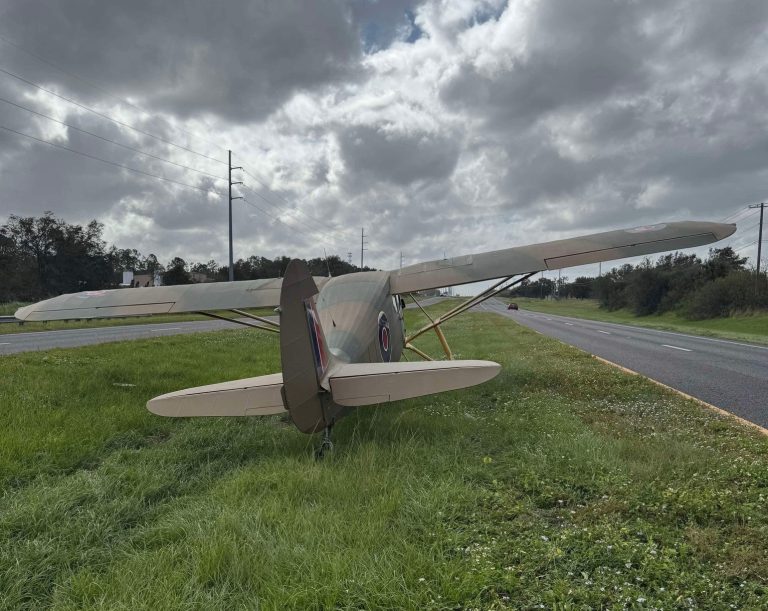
[0,0,766,280]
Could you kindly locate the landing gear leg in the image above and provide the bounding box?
[315,424,334,460]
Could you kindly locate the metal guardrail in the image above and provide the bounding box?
[0,316,20,324]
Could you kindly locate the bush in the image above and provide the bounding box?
[683,271,768,319]
[625,266,668,316]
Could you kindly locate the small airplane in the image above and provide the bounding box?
[16,220,735,455]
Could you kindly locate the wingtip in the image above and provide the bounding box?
[713,222,737,241]
[14,304,33,321]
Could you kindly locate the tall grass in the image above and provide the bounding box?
[0,302,28,316]
[0,305,766,608]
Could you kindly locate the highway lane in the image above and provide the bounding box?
[0,296,447,355]
[474,299,768,428]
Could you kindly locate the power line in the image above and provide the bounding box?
[1,124,225,197]
[734,240,758,253]
[0,33,228,155]
[719,207,757,223]
[238,182,351,247]
[734,222,761,236]
[240,197,345,253]
[237,164,354,237]
[725,221,762,250]
[0,65,227,166]
[241,197,345,253]
[0,95,227,182]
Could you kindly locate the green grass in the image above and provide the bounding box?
[0,307,276,335]
[510,297,768,344]
[1,304,767,609]
[0,302,29,316]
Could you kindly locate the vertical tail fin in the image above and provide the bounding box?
[280,259,343,433]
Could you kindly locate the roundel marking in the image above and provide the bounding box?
[378,311,391,362]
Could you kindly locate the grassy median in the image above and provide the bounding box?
[1,302,766,609]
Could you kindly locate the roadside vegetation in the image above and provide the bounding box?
[0,302,27,316]
[1,302,766,609]
[507,247,768,342]
[508,297,768,345]
[0,212,373,305]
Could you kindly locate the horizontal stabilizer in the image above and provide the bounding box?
[147,373,286,417]
[329,360,501,406]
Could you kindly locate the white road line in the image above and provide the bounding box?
[0,342,11,345]
[151,327,182,332]
[597,330,611,335]
[545,317,552,321]
[662,344,692,352]
[564,322,574,326]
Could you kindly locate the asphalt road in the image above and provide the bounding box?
[0,296,447,355]
[474,299,768,429]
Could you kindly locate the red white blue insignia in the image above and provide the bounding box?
[378,311,391,362]
[305,299,328,378]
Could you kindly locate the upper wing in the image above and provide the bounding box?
[15,277,330,322]
[389,220,736,294]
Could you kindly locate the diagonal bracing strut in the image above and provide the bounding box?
[197,310,280,333]
[404,271,538,359]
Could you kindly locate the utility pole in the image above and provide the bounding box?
[749,202,766,296]
[323,248,332,277]
[400,251,404,268]
[347,251,352,266]
[228,150,243,281]
[360,227,367,269]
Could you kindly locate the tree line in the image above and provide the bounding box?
[0,213,373,303]
[509,248,767,319]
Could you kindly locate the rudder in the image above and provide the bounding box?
[279,259,345,433]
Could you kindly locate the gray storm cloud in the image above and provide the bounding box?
[0,0,766,269]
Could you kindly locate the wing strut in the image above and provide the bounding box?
[404,271,538,359]
[230,308,280,329]
[196,310,280,333]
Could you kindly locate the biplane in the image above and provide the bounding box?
[16,221,735,455]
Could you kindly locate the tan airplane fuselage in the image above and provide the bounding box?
[315,271,405,366]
